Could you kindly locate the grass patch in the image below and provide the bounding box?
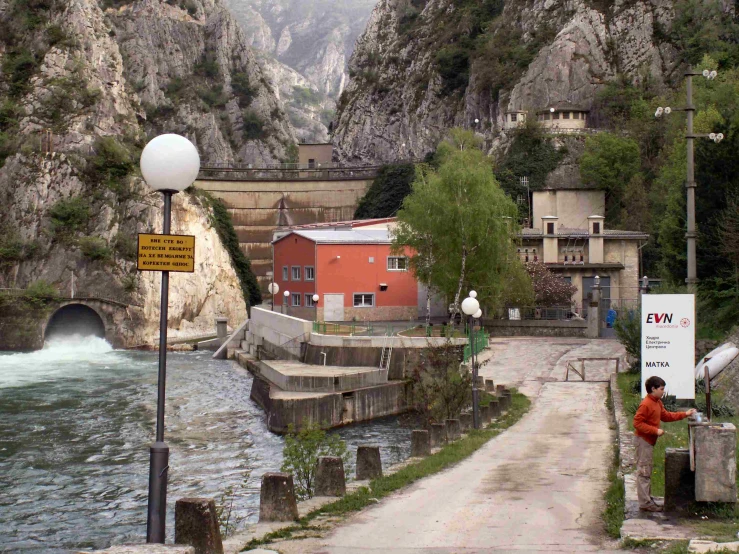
[242,391,530,550]
[603,384,625,538]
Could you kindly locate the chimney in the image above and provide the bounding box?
[542,216,558,263]
[588,215,605,264]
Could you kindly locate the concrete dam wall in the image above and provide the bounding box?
[194,176,373,292]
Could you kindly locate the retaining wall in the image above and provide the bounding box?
[483,319,588,338]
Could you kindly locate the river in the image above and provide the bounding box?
[0,336,413,553]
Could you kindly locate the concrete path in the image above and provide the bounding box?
[269,338,627,554]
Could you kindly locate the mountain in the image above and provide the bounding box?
[224,0,377,142]
[332,0,681,163]
[0,0,291,347]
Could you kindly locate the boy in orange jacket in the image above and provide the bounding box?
[633,375,696,512]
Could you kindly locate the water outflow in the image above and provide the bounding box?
[0,342,414,552]
[45,303,106,340]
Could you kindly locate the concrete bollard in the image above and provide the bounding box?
[496,384,507,394]
[664,448,694,512]
[411,430,431,457]
[259,472,299,522]
[356,445,383,480]
[430,423,447,447]
[175,497,224,554]
[445,419,461,441]
[474,376,485,389]
[488,397,501,418]
[485,379,495,392]
[314,456,346,497]
[481,405,492,425]
[459,413,473,431]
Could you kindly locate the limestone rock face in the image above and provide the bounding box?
[332,0,681,164]
[0,0,268,347]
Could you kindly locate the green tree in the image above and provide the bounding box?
[392,128,530,323]
[280,422,348,500]
[614,309,641,373]
[580,133,642,223]
[354,163,416,219]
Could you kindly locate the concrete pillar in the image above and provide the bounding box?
[664,448,694,512]
[459,413,473,431]
[474,375,485,389]
[430,423,447,447]
[693,422,738,502]
[496,384,506,394]
[259,473,299,522]
[314,456,346,497]
[411,430,431,457]
[215,317,228,343]
[356,445,383,480]
[485,379,495,392]
[586,285,600,339]
[445,419,461,441]
[488,397,500,417]
[175,498,223,554]
[480,405,492,425]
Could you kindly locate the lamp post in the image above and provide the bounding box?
[139,133,201,543]
[283,290,290,316]
[268,282,279,312]
[462,291,480,429]
[655,67,720,293]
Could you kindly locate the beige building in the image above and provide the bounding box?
[298,143,333,167]
[519,188,648,316]
[536,105,589,131]
[504,110,528,130]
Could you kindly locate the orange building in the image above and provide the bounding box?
[272,221,418,322]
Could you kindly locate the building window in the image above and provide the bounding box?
[593,222,601,234]
[553,112,560,120]
[291,266,301,280]
[353,293,374,307]
[369,256,374,263]
[547,222,555,234]
[511,113,517,122]
[305,266,315,281]
[308,158,316,168]
[544,113,551,120]
[282,266,288,280]
[387,256,408,271]
[563,112,570,119]
[291,293,301,306]
[305,294,316,307]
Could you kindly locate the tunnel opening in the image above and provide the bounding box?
[45,304,106,340]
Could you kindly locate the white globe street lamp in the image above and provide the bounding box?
[284,290,290,316]
[461,293,481,429]
[473,309,482,319]
[312,294,319,303]
[139,133,200,544]
[267,282,279,312]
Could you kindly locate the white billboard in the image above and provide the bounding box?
[641,294,695,399]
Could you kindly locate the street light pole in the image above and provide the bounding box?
[461,291,481,429]
[140,134,200,544]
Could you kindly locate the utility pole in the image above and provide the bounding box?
[685,67,698,294]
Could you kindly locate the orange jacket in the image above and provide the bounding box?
[633,394,688,446]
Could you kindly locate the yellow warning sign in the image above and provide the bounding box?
[137,233,195,272]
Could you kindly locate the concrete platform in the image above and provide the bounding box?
[257,360,388,392]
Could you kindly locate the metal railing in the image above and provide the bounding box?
[0,288,136,307]
[198,165,382,181]
[464,329,489,363]
[489,305,582,321]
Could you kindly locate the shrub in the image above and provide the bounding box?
[231,72,255,106]
[79,237,113,261]
[280,422,348,500]
[49,196,91,235]
[2,49,39,97]
[242,109,266,140]
[24,279,58,300]
[121,273,138,293]
[197,85,227,108]
[409,341,471,424]
[114,233,138,261]
[614,309,641,373]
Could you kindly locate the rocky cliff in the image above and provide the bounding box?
[332,0,681,164]
[0,0,289,347]
[224,0,377,142]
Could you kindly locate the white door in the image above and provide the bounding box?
[324,294,344,321]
